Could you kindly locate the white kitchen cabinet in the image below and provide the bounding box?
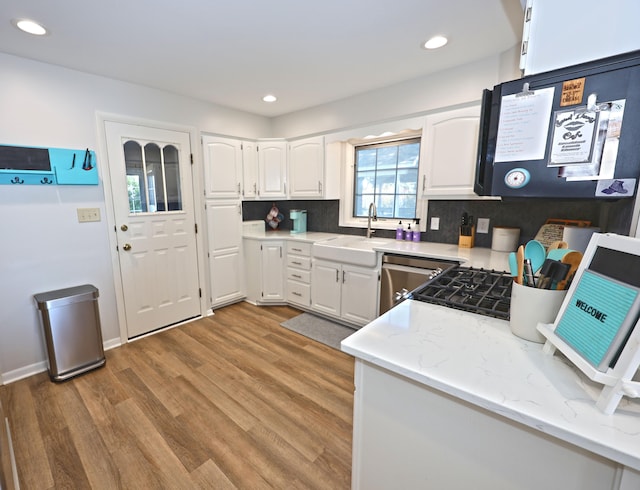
[288,136,324,198]
[419,105,481,199]
[520,0,640,76]
[205,200,245,308]
[243,238,285,304]
[257,140,287,199]
[286,241,312,308]
[260,241,285,302]
[202,135,242,199]
[241,140,258,198]
[312,259,379,326]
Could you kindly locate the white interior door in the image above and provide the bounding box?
[105,121,201,338]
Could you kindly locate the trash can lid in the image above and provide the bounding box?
[34,284,99,309]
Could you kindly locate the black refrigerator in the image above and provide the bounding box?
[474,50,640,199]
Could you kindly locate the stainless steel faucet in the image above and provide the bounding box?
[366,201,377,238]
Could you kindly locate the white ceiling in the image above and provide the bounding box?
[0,0,524,117]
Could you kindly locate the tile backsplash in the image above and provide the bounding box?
[243,198,635,248]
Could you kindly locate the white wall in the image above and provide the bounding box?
[0,53,270,382]
[271,48,521,138]
[0,44,521,382]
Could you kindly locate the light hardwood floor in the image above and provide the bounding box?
[0,302,355,489]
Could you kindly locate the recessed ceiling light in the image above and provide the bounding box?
[422,35,448,50]
[262,94,277,103]
[12,19,48,36]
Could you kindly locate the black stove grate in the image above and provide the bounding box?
[410,266,512,320]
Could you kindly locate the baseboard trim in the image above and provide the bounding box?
[1,361,47,385]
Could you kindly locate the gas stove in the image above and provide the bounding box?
[409,266,512,320]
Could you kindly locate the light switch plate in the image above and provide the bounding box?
[430,217,440,230]
[77,207,101,223]
[477,218,490,234]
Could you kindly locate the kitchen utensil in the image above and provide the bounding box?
[556,251,583,290]
[524,240,546,274]
[536,259,556,289]
[524,258,535,287]
[508,252,518,278]
[515,245,524,285]
[547,248,573,262]
[536,259,570,289]
[548,240,568,252]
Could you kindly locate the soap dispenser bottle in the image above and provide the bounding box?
[396,221,404,240]
[405,223,413,241]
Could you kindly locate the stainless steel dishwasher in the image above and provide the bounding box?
[379,254,457,315]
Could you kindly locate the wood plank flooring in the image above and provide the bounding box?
[0,302,355,489]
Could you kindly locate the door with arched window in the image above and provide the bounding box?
[105,121,201,338]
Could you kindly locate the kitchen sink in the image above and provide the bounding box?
[312,236,392,267]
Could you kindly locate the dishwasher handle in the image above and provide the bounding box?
[382,262,442,276]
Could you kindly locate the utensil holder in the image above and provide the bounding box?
[510,281,567,343]
[458,226,475,248]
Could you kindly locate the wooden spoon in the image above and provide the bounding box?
[556,251,583,290]
[548,240,568,252]
[515,245,525,285]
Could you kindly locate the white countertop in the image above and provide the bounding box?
[242,227,511,271]
[341,299,640,471]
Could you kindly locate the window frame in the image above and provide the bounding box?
[338,127,427,231]
[352,136,421,221]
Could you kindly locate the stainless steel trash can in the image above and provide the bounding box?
[34,284,105,382]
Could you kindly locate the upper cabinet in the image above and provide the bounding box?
[257,140,287,199]
[520,0,640,75]
[288,136,324,199]
[419,105,481,199]
[202,136,242,199]
[241,140,258,199]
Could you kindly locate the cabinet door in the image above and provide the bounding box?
[202,136,242,199]
[341,265,379,325]
[311,259,342,318]
[289,136,324,198]
[261,241,284,302]
[243,239,262,304]
[258,141,287,199]
[206,200,245,307]
[419,105,480,198]
[242,140,258,198]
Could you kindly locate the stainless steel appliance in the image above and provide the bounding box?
[409,267,513,320]
[379,254,455,315]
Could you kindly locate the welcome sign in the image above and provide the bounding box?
[554,269,640,371]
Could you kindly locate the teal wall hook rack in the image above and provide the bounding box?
[0,144,99,185]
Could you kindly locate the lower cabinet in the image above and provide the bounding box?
[243,238,285,304]
[286,241,312,308]
[312,259,380,326]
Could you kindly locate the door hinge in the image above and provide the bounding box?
[190,153,194,164]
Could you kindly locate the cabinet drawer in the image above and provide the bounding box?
[287,268,311,283]
[286,254,311,270]
[286,241,311,257]
[287,280,311,306]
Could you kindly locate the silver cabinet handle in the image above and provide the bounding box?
[335,270,339,282]
[422,175,426,192]
[342,270,346,283]
[319,181,322,192]
[237,182,241,195]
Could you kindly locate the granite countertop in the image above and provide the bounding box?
[341,299,640,471]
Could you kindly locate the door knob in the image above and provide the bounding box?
[123,243,132,251]
[120,224,128,231]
